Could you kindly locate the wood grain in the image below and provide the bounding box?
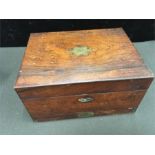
[14,28,153,88]
[14,28,154,121]
[22,90,146,121]
[16,78,153,99]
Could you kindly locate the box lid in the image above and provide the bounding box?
[15,28,153,89]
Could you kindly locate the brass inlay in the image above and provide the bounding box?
[69,46,92,56]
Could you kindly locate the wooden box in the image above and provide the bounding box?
[14,28,154,121]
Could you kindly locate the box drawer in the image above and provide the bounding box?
[22,90,146,121]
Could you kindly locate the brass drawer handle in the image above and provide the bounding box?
[78,97,94,103]
[78,112,94,118]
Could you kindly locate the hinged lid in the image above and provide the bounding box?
[15,28,153,92]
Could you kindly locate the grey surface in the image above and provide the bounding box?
[0,41,155,135]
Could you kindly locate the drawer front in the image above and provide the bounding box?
[22,90,146,121]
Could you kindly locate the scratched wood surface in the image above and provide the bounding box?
[15,28,153,88]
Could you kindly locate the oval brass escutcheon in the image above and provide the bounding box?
[77,112,94,118]
[78,97,94,103]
